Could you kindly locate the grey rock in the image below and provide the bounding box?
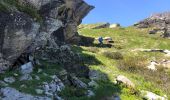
[69,75,87,89]
[141,90,167,100]
[0,87,51,100]
[0,0,94,73]
[87,90,95,97]
[19,74,33,81]
[35,89,44,95]
[38,69,43,73]
[43,73,48,76]
[89,70,107,81]
[20,62,33,74]
[88,80,99,88]
[35,75,40,80]
[42,76,65,94]
[116,75,135,88]
[106,95,121,100]
[0,81,8,86]
[20,84,27,88]
[4,77,15,84]
[134,12,170,37]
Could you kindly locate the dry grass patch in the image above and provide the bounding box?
[102,51,123,60]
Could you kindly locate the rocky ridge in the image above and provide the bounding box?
[134,12,170,37]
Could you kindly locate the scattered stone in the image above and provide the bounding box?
[38,69,43,73]
[28,55,34,62]
[116,75,135,88]
[69,75,87,89]
[87,90,95,97]
[147,61,159,71]
[4,77,15,84]
[58,69,69,84]
[35,89,44,95]
[0,87,50,100]
[20,62,33,74]
[54,94,64,100]
[88,80,99,88]
[13,73,19,77]
[89,70,107,81]
[19,74,33,81]
[0,81,8,86]
[43,73,48,76]
[160,59,170,69]
[50,75,57,79]
[35,59,41,66]
[141,90,167,100]
[20,84,27,88]
[59,69,67,76]
[106,95,121,100]
[35,75,40,80]
[147,60,170,70]
[42,76,65,95]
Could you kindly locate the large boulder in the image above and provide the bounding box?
[0,11,40,66]
[134,12,170,37]
[0,0,94,72]
[116,75,135,88]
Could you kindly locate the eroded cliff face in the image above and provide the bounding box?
[0,0,94,73]
[134,12,170,37]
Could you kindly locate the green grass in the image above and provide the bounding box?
[77,25,170,99]
[1,25,170,99]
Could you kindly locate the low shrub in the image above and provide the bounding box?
[102,51,123,60]
[117,56,146,73]
[86,47,99,53]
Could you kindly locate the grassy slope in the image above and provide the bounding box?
[77,26,170,99]
[1,25,170,100]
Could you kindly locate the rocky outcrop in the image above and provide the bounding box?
[0,11,40,66]
[93,23,110,29]
[134,12,170,37]
[0,0,94,72]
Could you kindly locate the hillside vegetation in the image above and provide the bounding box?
[1,24,170,100]
[77,25,170,99]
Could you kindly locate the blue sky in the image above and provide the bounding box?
[83,0,170,26]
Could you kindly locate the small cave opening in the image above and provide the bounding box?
[52,27,65,42]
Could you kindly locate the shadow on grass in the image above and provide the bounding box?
[60,69,123,100]
[71,46,102,66]
[68,46,128,100]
